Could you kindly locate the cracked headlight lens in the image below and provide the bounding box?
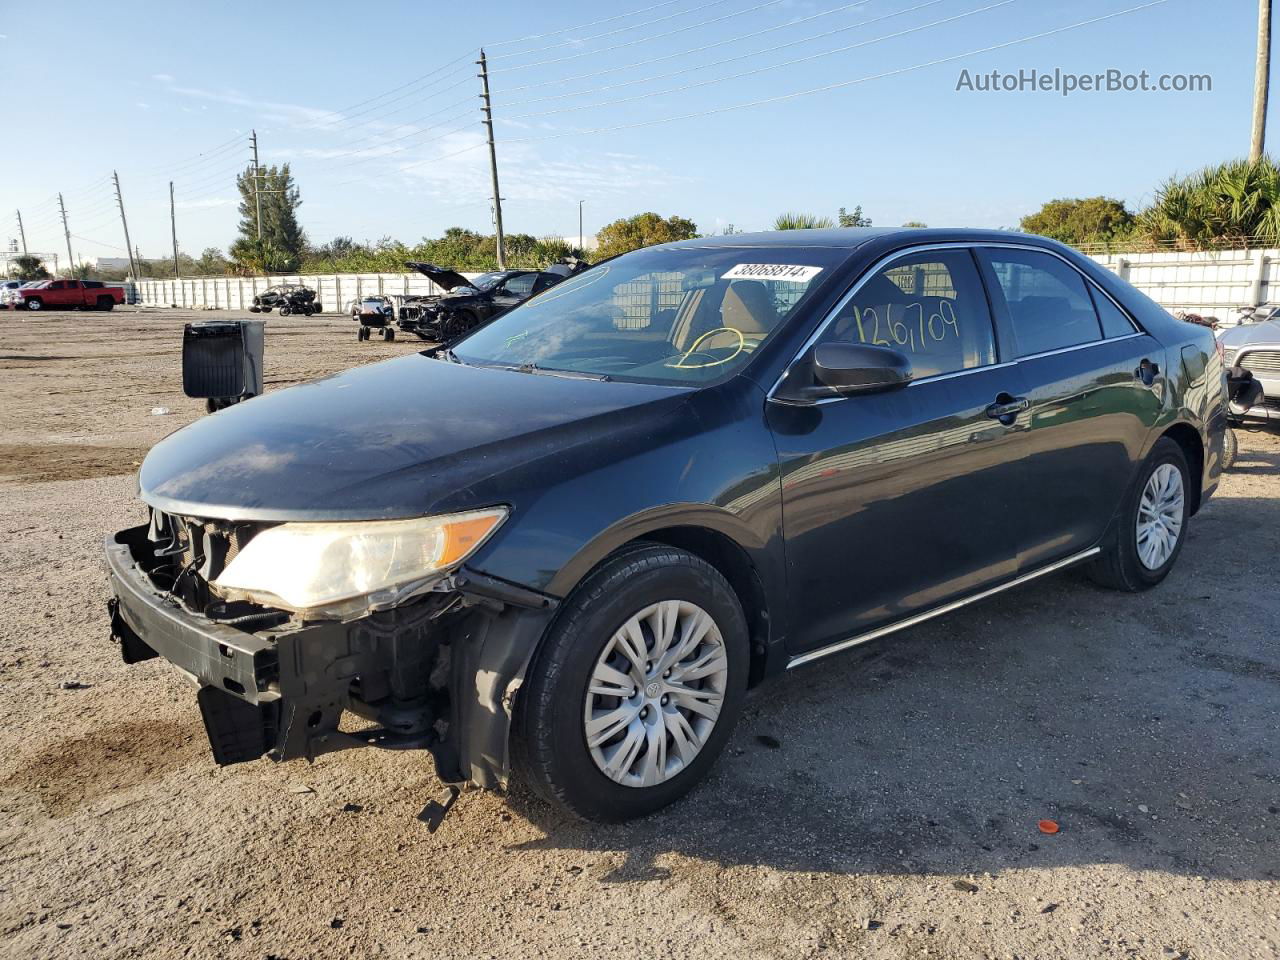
[212,508,507,618]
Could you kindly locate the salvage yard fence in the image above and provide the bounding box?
[131,248,1280,322]
[132,272,456,314]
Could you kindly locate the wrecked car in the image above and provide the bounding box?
[105,229,1224,822]
[399,262,567,341]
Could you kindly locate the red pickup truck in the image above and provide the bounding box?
[8,279,126,311]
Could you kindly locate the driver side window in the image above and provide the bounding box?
[820,249,997,379]
[500,274,537,298]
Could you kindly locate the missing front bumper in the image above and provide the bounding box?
[104,523,556,788]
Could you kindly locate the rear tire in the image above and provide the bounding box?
[513,544,748,822]
[97,296,114,311]
[1089,437,1191,592]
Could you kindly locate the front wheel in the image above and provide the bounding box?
[514,544,748,822]
[1222,427,1238,470]
[24,298,43,311]
[1089,437,1191,591]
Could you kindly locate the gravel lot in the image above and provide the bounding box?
[1,307,1277,960]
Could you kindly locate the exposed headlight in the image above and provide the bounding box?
[212,508,507,619]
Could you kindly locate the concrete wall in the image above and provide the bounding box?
[1090,248,1275,322]
[134,272,454,314]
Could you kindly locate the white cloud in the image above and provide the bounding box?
[152,72,174,83]
[136,102,151,110]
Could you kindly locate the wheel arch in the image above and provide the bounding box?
[1159,421,1205,515]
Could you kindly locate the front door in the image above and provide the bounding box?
[768,247,1027,656]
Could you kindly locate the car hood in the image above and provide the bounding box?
[405,261,477,292]
[1219,319,1280,346]
[139,353,690,521]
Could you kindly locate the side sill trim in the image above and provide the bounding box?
[786,546,1102,670]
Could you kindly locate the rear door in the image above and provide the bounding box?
[977,247,1163,570]
[769,246,1029,656]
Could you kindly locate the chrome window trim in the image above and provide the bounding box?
[767,240,1144,403]
[787,545,1101,669]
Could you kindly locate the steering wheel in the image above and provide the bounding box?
[666,327,746,369]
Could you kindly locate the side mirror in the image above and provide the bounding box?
[813,342,912,394]
[775,342,912,403]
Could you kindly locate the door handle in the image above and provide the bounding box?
[1135,358,1160,386]
[985,395,1029,424]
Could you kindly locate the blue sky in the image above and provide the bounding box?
[1,0,1271,263]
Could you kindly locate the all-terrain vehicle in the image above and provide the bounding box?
[249,284,320,316]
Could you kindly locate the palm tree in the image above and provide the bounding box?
[773,212,835,230]
[1141,156,1280,248]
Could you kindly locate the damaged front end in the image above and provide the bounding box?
[104,511,556,788]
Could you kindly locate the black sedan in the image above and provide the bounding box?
[401,262,568,340]
[105,229,1225,822]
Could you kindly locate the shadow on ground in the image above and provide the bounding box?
[504,492,1280,884]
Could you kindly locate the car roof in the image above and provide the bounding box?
[662,227,1053,251]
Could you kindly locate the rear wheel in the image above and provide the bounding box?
[97,296,114,311]
[383,327,395,341]
[514,544,748,822]
[1089,437,1191,591]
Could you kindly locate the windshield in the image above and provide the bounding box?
[468,272,507,291]
[453,246,842,385]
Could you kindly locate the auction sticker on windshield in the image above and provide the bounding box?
[722,263,823,282]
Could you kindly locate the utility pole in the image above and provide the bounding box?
[15,210,27,255]
[250,129,263,241]
[170,181,180,279]
[578,199,585,252]
[1252,0,1272,163]
[112,170,138,280]
[57,193,73,276]
[477,49,506,269]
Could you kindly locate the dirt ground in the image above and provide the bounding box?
[0,306,1277,960]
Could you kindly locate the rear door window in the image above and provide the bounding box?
[500,274,538,298]
[819,249,997,379]
[1089,286,1138,337]
[982,250,1103,356]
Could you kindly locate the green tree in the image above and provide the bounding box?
[231,163,305,272]
[774,212,835,230]
[837,205,873,228]
[593,212,698,259]
[1139,157,1280,248]
[9,254,49,279]
[1020,197,1136,246]
[902,220,929,228]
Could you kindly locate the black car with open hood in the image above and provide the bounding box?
[398,261,572,340]
[104,229,1224,823]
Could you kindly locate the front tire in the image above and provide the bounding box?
[1089,437,1191,591]
[1222,427,1238,470]
[514,544,748,822]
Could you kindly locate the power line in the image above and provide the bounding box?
[499,0,946,108]
[305,51,476,129]
[505,0,1010,120]
[498,0,1170,143]
[497,0,881,94]
[307,66,475,132]
[490,0,788,73]
[488,0,734,60]
[486,0,688,47]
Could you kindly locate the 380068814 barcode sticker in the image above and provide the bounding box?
[722,264,823,283]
